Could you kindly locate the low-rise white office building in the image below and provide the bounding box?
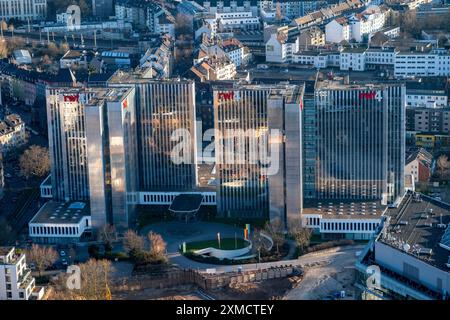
[303,200,386,240]
[394,49,450,78]
[29,201,92,244]
[0,0,47,21]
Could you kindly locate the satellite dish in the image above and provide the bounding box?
[403,243,411,252]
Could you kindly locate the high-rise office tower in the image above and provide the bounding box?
[85,88,138,230]
[46,87,139,230]
[213,84,304,223]
[267,86,304,228]
[109,74,198,191]
[304,80,405,205]
[46,88,98,201]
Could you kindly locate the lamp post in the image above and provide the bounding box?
[217,232,221,249]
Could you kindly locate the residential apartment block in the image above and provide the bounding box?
[0,0,47,21]
[406,107,450,134]
[0,247,44,300]
[0,114,26,153]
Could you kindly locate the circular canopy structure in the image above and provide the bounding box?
[169,194,204,221]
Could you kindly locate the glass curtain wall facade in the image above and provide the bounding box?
[85,88,138,230]
[46,88,98,202]
[309,82,405,205]
[213,84,304,220]
[136,80,197,191]
[214,86,270,218]
[267,85,304,229]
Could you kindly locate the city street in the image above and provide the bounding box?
[0,100,48,238]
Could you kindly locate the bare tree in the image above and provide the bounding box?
[0,20,7,34]
[291,228,312,254]
[288,216,312,254]
[251,230,270,262]
[0,218,14,245]
[49,259,112,300]
[147,231,166,258]
[0,40,7,58]
[78,259,112,300]
[19,145,50,179]
[264,217,285,253]
[26,244,58,277]
[60,42,70,54]
[437,154,450,179]
[123,229,144,254]
[98,225,116,252]
[46,42,60,57]
[8,23,14,38]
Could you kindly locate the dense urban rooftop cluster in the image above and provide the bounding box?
[0,0,449,301]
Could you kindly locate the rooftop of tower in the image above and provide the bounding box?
[85,87,134,106]
[107,69,194,85]
[315,78,404,91]
[213,82,304,104]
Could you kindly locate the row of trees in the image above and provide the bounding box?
[394,10,450,41]
[50,258,112,300]
[95,225,167,265]
[123,230,167,265]
[19,145,51,180]
[260,217,312,256]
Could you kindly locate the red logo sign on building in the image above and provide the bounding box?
[63,94,79,102]
[359,90,382,102]
[218,91,235,101]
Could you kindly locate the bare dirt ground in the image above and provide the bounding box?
[283,247,361,300]
[113,284,203,300]
[208,276,302,300]
[110,246,363,300]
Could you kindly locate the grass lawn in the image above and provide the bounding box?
[186,238,248,251]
